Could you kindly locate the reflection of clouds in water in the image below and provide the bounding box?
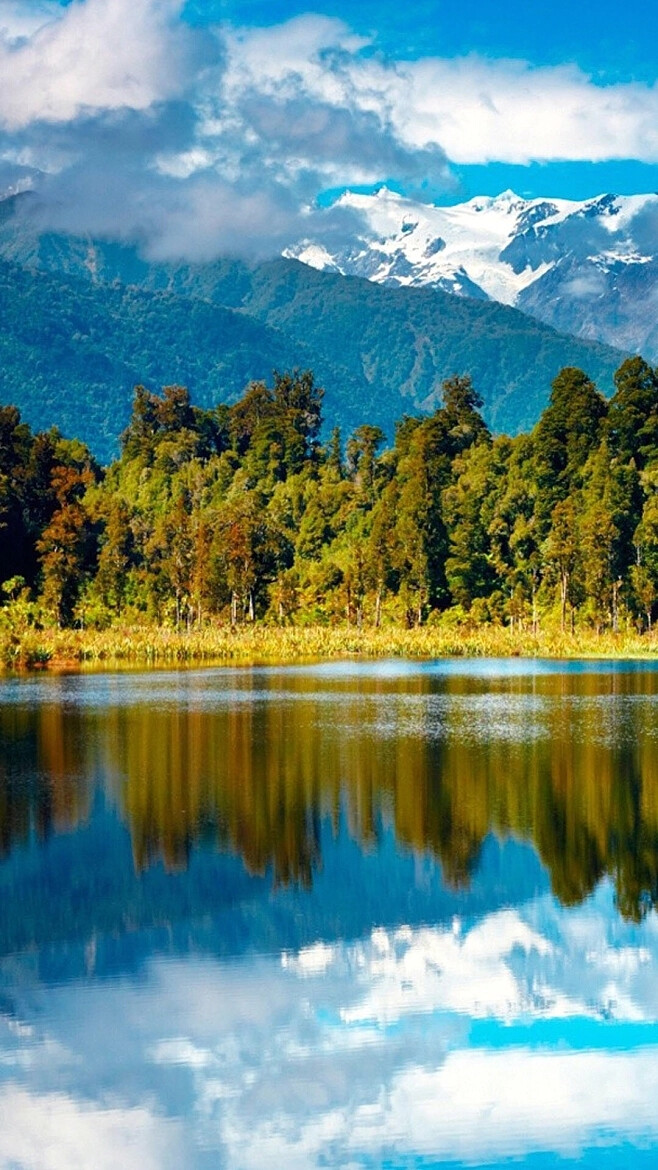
[361,1049,658,1164]
[0,1084,184,1170]
[283,901,656,1029]
[1,887,658,1167]
[216,1048,658,1170]
[338,915,554,1025]
[145,897,658,1167]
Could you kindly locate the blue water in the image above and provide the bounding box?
[1,659,658,1169]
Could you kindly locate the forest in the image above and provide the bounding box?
[2,357,658,643]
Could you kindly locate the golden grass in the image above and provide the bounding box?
[2,620,658,672]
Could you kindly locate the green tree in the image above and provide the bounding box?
[95,497,134,617]
[346,424,386,501]
[543,496,582,632]
[632,473,658,629]
[580,501,619,632]
[443,442,500,610]
[607,356,658,467]
[368,480,401,626]
[533,367,607,532]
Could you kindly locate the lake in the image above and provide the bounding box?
[1,658,658,1168]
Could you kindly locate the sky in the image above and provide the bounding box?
[2,0,658,258]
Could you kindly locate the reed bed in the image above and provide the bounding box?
[2,620,658,672]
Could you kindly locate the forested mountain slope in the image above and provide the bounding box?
[0,195,628,459]
[0,260,367,463]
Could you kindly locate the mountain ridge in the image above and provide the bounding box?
[0,193,630,461]
[287,186,658,357]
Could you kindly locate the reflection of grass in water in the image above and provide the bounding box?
[3,621,658,671]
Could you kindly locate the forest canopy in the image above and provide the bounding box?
[3,359,658,635]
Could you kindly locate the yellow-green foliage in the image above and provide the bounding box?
[2,620,657,672]
[5,360,658,645]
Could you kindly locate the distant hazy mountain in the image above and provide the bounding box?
[0,193,627,461]
[287,188,658,358]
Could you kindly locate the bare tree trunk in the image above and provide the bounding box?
[561,573,568,632]
[231,591,238,627]
[375,587,382,629]
[532,581,538,636]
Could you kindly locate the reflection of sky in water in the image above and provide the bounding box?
[4,661,658,753]
[2,885,658,1168]
[5,654,658,707]
[2,661,658,1167]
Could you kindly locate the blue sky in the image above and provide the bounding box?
[186,0,658,202]
[187,0,657,77]
[1,0,658,256]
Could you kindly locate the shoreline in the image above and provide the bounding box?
[3,622,658,673]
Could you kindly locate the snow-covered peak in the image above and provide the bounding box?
[290,242,339,272]
[591,192,657,232]
[286,188,658,312]
[464,189,525,213]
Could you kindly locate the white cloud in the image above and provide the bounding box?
[0,0,195,130]
[4,4,658,257]
[223,14,369,91]
[0,0,59,42]
[0,1084,184,1170]
[562,269,609,298]
[390,57,658,164]
[220,21,658,167]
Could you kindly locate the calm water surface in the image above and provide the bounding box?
[1,658,658,1168]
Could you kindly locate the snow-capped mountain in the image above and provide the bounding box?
[287,188,658,358]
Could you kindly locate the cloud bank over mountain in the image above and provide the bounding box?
[3,0,658,258]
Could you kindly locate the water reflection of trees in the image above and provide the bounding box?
[0,702,91,855]
[2,670,658,918]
